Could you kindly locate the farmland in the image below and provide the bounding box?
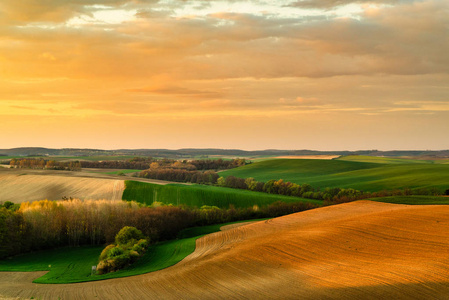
[2,153,449,299]
[122,180,321,208]
[0,221,251,284]
[220,157,449,192]
[3,201,449,299]
[370,195,449,205]
[0,168,125,203]
[0,168,183,203]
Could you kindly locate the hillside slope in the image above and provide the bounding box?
[2,201,449,299]
[221,158,449,192]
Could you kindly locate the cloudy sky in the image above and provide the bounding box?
[1,0,448,150]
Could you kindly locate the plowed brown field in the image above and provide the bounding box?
[2,201,449,299]
[0,170,125,203]
[0,168,184,203]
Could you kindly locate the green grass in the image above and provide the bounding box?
[122,181,321,208]
[0,156,17,160]
[336,155,437,164]
[0,221,257,284]
[370,196,449,205]
[0,241,196,284]
[220,158,449,193]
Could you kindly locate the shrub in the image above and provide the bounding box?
[99,244,115,260]
[115,226,144,246]
[132,239,149,255]
[97,226,149,275]
[109,253,131,270]
[108,246,124,258]
[96,260,111,275]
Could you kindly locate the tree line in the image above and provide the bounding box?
[0,198,318,259]
[137,159,248,183]
[9,158,81,171]
[81,158,248,171]
[216,176,443,204]
[139,169,219,184]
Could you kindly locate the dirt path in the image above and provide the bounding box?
[2,200,449,299]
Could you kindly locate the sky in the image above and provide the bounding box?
[1,0,448,151]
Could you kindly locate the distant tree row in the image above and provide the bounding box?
[0,198,318,259]
[139,169,219,184]
[9,158,81,171]
[216,176,443,204]
[80,159,154,170]
[81,158,248,171]
[189,158,247,170]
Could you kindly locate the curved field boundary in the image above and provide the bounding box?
[2,201,449,299]
[0,221,259,284]
[220,158,449,192]
[0,173,124,203]
[0,168,188,203]
[122,180,321,208]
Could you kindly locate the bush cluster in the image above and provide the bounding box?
[97,226,149,274]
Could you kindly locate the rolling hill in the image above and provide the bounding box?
[220,157,449,192]
[122,180,321,208]
[2,201,449,299]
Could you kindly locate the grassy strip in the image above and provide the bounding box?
[335,155,440,164]
[220,158,449,192]
[0,220,259,284]
[370,196,449,205]
[122,180,321,208]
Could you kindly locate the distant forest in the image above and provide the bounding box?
[81,157,247,171]
[7,158,247,184]
[1,147,448,158]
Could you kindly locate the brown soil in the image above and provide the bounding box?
[2,201,449,299]
[0,168,187,203]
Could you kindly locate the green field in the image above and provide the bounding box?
[220,157,449,192]
[0,221,256,284]
[122,181,321,208]
[371,195,449,205]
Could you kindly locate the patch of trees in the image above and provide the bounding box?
[0,198,318,259]
[81,157,248,171]
[97,226,149,274]
[139,169,219,184]
[0,201,20,211]
[189,158,247,170]
[9,158,81,171]
[216,176,443,204]
[81,157,155,170]
[136,159,247,183]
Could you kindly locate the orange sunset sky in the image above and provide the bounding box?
[1,0,448,150]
